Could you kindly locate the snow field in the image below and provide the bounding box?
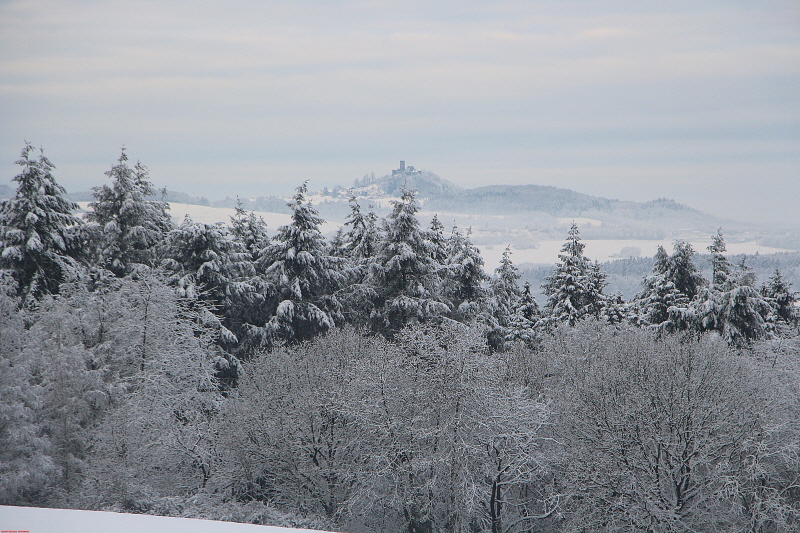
[0,506,334,533]
[76,202,796,268]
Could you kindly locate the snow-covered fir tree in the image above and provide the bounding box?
[666,240,706,300]
[636,241,707,334]
[601,292,628,325]
[337,196,381,327]
[0,143,84,302]
[341,194,381,262]
[506,281,540,345]
[541,223,592,326]
[328,227,347,258]
[229,199,270,264]
[694,283,772,346]
[707,228,733,290]
[643,233,773,345]
[162,215,252,348]
[444,226,489,322]
[693,251,772,345]
[483,245,524,348]
[425,214,449,267]
[84,149,173,276]
[632,245,690,327]
[734,256,758,288]
[260,182,344,344]
[761,268,796,324]
[372,187,448,334]
[584,259,608,319]
[491,245,523,322]
[224,202,277,353]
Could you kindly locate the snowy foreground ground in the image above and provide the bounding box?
[0,506,334,533]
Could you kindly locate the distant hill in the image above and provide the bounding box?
[133,169,799,247]
[350,173,726,236]
[425,185,711,218]
[4,164,797,251]
[380,175,745,242]
[425,184,614,215]
[0,182,11,199]
[354,167,461,198]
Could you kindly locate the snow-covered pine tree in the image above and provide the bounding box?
[632,246,690,327]
[426,214,448,267]
[541,222,591,326]
[707,229,733,290]
[491,245,523,323]
[84,149,173,276]
[162,215,251,349]
[694,283,772,346]
[693,253,772,345]
[0,143,84,302]
[483,245,523,349]
[506,281,540,345]
[637,240,707,334]
[328,227,347,258]
[423,215,450,305]
[717,284,772,345]
[584,259,608,319]
[602,292,628,325]
[226,202,277,353]
[261,182,344,344]
[653,243,670,273]
[761,268,796,324]
[372,187,448,334]
[229,198,270,263]
[444,226,489,322]
[666,240,706,300]
[342,196,381,263]
[342,193,365,247]
[735,256,758,288]
[338,196,381,327]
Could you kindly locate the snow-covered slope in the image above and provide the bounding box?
[0,506,335,533]
[74,202,338,235]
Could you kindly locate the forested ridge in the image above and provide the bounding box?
[2,145,800,532]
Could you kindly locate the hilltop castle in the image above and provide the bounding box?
[391,160,422,176]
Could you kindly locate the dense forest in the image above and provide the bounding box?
[2,145,800,532]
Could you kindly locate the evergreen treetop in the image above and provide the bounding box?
[342,194,380,262]
[85,149,173,276]
[374,187,448,333]
[445,226,489,321]
[261,182,344,343]
[0,143,83,301]
[506,281,540,345]
[707,229,733,290]
[667,241,706,300]
[761,268,796,324]
[542,223,593,326]
[491,245,522,321]
[229,199,270,264]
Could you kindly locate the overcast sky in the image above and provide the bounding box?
[1,0,798,224]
